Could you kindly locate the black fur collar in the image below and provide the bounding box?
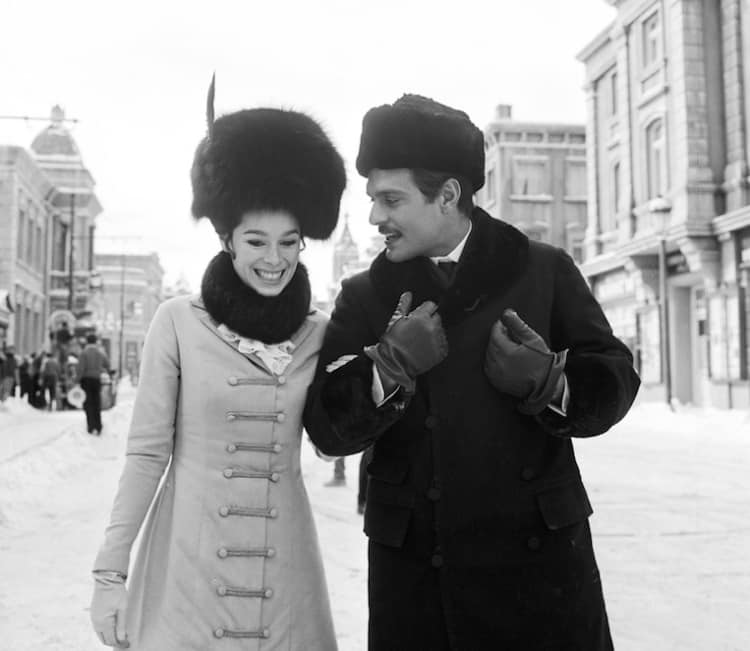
[369,207,529,325]
[201,251,311,344]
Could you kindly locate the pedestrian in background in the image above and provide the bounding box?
[90,80,345,649]
[19,355,31,400]
[77,333,110,435]
[40,352,61,411]
[0,345,17,405]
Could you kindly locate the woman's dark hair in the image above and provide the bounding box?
[410,169,474,215]
[86,333,98,344]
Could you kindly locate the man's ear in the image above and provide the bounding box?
[439,178,461,211]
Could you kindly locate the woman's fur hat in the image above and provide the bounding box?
[356,94,485,192]
[191,78,346,239]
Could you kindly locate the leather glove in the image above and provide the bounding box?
[364,291,448,394]
[484,309,567,415]
[91,572,130,648]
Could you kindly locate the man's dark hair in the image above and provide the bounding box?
[410,169,474,215]
[86,333,98,344]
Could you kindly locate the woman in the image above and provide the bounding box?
[90,81,346,649]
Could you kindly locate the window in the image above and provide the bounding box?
[642,11,661,69]
[564,160,586,198]
[486,168,496,202]
[646,118,667,198]
[512,158,550,196]
[610,72,618,116]
[17,193,26,261]
[35,224,43,270]
[612,162,621,215]
[25,204,34,264]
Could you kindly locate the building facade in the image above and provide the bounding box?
[0,107,101,357]
[579,0,750,408]
[0,145,55,356]
[477,104,588,262]
[93,252,164,378]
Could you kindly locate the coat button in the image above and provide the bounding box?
[521,467,536,481]
[227,376,238,386]
[262,628,270,639]
[264,588,274,598]
[427,487,441,501]
[214,628,225,639]
[431,554,444,568]
[527,536,542,551]
[267,547,276,558]
[269,507,279,518]
[226,443,237,453]
[270,472,280,482]
[223,468,233,478]
[277,376,286,385]
[272,443,282,453]
[217,547,228,558]
[216,585,227,596]
[424,415,439,429]
[276,413,285,423]
[218,506,229,517]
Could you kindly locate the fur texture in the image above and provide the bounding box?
[356,94,485,191]
[200,251,311,344]
[191,109,345,239]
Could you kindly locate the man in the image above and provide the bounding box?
[304,95,640,650]
[77,333,110,435]
[0,345,17,403]
[40,352,61,411]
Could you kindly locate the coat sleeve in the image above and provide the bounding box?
[93,302,180,574]
[536,249,641,438]
[303,276,406,456]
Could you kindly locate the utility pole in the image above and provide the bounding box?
[118,252,126,379]
[658,236,673,409]
[67,193,76,310]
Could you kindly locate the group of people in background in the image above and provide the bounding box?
[0,333,110,435]
[0,345,60,410]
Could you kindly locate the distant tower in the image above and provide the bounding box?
[332,213,359,283]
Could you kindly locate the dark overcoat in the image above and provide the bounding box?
[304,208,640,651]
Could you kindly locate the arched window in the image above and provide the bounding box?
[646,118,667,199]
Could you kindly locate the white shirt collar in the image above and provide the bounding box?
[430,221,472,264]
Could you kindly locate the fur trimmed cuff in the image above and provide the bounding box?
[535,353,628,438]
[320,355,407,446]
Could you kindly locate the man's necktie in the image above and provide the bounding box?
[437,260,457,279]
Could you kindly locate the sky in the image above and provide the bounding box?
[1,0,616,300]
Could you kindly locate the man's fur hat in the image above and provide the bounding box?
[356,94,485,191]
[191,80,346,239]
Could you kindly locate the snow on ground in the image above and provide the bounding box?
[1,393,749,650]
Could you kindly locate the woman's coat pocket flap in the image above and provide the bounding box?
[536,479,593,531]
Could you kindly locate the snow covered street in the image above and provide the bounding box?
[1,390,749,650]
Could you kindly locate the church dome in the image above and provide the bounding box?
[30,106,81,158]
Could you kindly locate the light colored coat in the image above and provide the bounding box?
[95,295,336,650]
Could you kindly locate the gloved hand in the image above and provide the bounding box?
[364,291,448,394]
[484,309,567,415]
[91,572,130,648]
